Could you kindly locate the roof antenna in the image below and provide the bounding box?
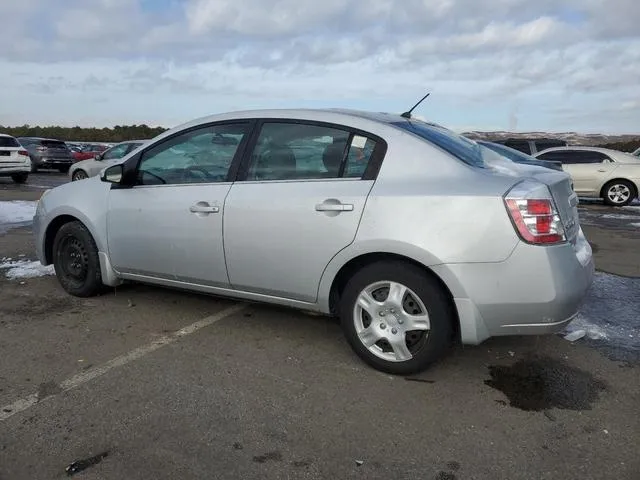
[401,92,430,119]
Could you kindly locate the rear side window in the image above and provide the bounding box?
[392,121,486,168]
[0,137,20,148]
[538,150,607,164]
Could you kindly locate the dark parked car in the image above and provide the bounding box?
[492,138,568,155]
[17,137,73,173]
[476,140,563,171]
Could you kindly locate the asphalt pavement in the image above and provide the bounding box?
[0,174,639,480]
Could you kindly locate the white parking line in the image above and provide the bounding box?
[0,303,246,422]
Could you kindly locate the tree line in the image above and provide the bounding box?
[0,124,168,143]
[597,140,640,153]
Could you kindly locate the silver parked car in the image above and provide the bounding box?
[32,109,594,374]
[69,140,147,181]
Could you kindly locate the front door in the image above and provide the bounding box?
[106,122,253,286]
[223,120,384,302]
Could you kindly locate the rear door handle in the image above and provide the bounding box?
[190,204,219,214]
[315,202,354,212]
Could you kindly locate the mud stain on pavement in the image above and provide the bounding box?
[485,356,607,411]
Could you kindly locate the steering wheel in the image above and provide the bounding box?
[140,169,167,184]
[181,165,218,182]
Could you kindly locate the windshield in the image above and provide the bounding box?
[391,120,486,168]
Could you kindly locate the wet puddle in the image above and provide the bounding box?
[485,356,606,411]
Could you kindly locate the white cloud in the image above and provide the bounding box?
[0,0,638,134]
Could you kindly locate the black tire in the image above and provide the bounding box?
[11,173,28,184]
[602,179,636,207]
[58,165,71,174]
[52,221,103,297]
[72,170,88,181]
[339,261,455,375]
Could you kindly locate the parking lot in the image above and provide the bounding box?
[1,173,639,479]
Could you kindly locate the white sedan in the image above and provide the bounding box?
[535,146,640,206]
[69,140,147,181]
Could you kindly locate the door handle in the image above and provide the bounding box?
[315,202,354,212]
[597,169,607,172]
[190,204,219,214]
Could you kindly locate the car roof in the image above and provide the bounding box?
[536,145,640,162]
[171,108,445,132]
[0,133,16,138]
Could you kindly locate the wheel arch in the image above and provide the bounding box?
[325,251,461,340]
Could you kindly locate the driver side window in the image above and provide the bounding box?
[137,123,251,185]
[103,144,129,160]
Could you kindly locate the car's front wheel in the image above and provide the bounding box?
[72,170,88,181]
[52,221,103,297]
[11,173,28,184]
[602,179,636,207]
[339,261,455,375]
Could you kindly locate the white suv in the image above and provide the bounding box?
[0,134,31,184]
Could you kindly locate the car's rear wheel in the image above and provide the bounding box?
[52,221,103,297]
[11,173,28,184]
[72,170,88,181]
[339,261,454,375]
[602,179,636,207]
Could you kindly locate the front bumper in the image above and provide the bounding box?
[436,229,594,344]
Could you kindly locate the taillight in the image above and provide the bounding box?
[18,150,28,156]
[505,180,566,245]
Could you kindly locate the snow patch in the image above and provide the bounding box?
[631,223,640,228]
[0,200,37,224]
[0,259,55,279]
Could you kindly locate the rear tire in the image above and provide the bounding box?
[602,179,636,207]
[52,221,103,297]
[11,173,28,184]
[339,261,455,375]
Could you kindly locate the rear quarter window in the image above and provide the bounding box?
[392,121,486,168]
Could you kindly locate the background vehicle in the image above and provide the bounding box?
[34,109,593,375]
[492,138,568,155]
[71,144,109,162]
[69,140,147,181]
[535,146,640,206]
[633,147,640,157]
[0,134,31,183]
[476,140,563,171]
[17,137,73,173]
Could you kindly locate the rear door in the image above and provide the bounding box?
[223,120,386,302]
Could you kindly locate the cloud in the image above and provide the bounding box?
[0,0,638,134]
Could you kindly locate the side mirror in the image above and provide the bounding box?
[101,164,123,183]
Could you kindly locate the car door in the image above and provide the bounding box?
[223,120,385,302]
[106,121,254,286]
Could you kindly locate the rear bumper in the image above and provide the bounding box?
[0,164,30,175]
[434,228,594,344]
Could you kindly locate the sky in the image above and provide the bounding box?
[0,0,639,134]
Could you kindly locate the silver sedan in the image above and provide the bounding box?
[33,108,594,374]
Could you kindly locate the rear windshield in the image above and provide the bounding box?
[0,136,20,148]
[391,121,486,168]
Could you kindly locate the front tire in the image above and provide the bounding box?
[602,179,636,207]
[52,221,103,297]
[72,170,88,181]
[11,173,28,184]
[339,261,455,375]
